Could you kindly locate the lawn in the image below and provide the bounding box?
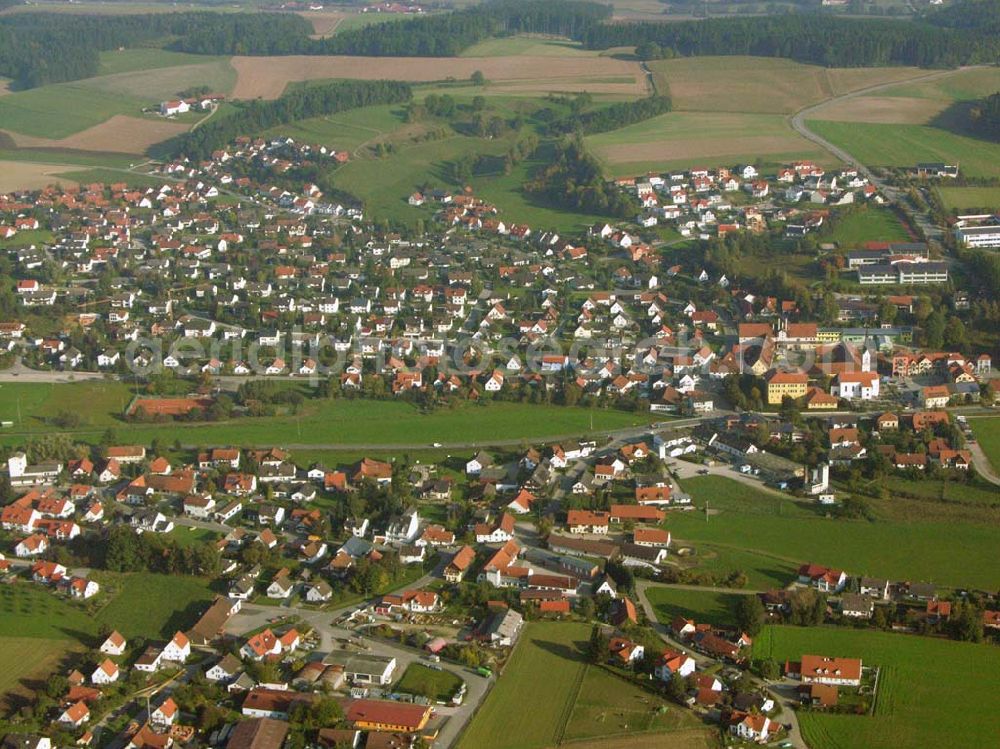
[0,380,134,431]
[970,417,1000,475]
[0,584,97,641]
[0,147,136,169]
[753,626,1000,749]
[806,120,1000,179]
[166,526,222,548]
[586,111,836,178]
[79,58,237,101]
[331,131,521,225]
[96,48,229,77]
[55,168,172,189]
[394,663,464,701]
[562,663,704,742]
[459,35,600,58]
[670,476,998,589]
[644,585,748,628]
[0,384,657,446]
[0,83,150,139]
[267,104,408,154]
[824,208,911,247]
[0,637,74,709]
[457,621,708,749]
[936,186,1000,212]
[92,572,217,640]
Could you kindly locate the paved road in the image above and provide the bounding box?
[790,66,987,254]
[967,441,1000,487]
[224,558,490,748]
[790,66,985,188]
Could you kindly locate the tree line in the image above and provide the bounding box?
[548,95,673,136]
[580,11,1000,68]
[181,0,1000,68]
[166,79,413,160]
[0,11,310,89]
[524,137,640,218]
[969,92,1000,140]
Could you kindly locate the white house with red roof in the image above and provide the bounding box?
[100,631,127,656]
[161,631,191,662]
[729,711,777,743]
[241,628,282,661]
[797,563,847,593]
[151,697,178,727]
[91,659,120,685]
[655,648,696,680]
[58,700,90,727]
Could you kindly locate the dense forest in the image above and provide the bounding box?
[0,11,310,88]
[207,0,1000,67]
[166,80,412,160]
[969,92,1000,140]
[548,95,673,136]
[525,137,640,219]
[4,0,999,90]
[581,13,999,68]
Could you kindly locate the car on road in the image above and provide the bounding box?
[697,468,710,475]
[431,442,442,447]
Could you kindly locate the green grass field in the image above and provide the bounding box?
[80,58,237,101]
[970,418,1000,475]
[644,585,748,628]
[267,104,407,154]
[754,626,1000,749]
[0,380,134,431]
[459,36,601,58]
[0,584,97,641]
[586,111,835,177]
[825,208,911,247]
[0,83,150,139]
[457,622,707,749]
[96,48,229,77]
[0,586,93,706]
[394,663,464,701]
[331,131,520,224]
[0,147,137,169]
[55,168,170,188]
[92,572,216,640]
[0,381,657,446]
[670,476,997,589]
[936,186,1000,212]
[166,526,222,548]
[0,637,74,708]
[806,120,1000,179]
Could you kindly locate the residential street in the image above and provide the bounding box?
[634,579,809,749]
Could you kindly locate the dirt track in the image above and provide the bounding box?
[230,55,647,99]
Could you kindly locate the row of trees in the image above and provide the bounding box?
[547,95,673,136]
[525,137,640,218]
[104,525,221,576]
[969,91,1000,141]
[167,79,413,160]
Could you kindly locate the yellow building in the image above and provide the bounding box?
[765,370,809,405]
